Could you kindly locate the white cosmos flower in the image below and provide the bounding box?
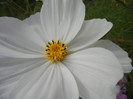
[0,0,132,99]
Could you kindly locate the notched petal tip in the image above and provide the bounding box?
[68,18,113,52]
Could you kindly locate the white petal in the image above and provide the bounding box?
[40,0,85,43]
[68,19,113,51]
[24,13,41,26]
[24,13,48,43]
[9,62,79,99]
[90,40,132,73]
[0,82,17,99]
[63,48,123,99]
[77,81,120,99]
[0,45,43,58]
[0,17,45,58]
[0,57,47,99]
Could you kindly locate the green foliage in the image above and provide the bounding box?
[0,0,42,19]
[0,0,133,98]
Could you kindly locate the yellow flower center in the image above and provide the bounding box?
[45,40,67,62]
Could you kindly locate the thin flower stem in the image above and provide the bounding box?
[10,0,27,12]
[116,38,133,43]
[5,0,27,18]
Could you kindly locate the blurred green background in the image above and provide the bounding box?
[0,0,133,98]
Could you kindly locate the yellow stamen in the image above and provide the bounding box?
[45,40,67,62]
